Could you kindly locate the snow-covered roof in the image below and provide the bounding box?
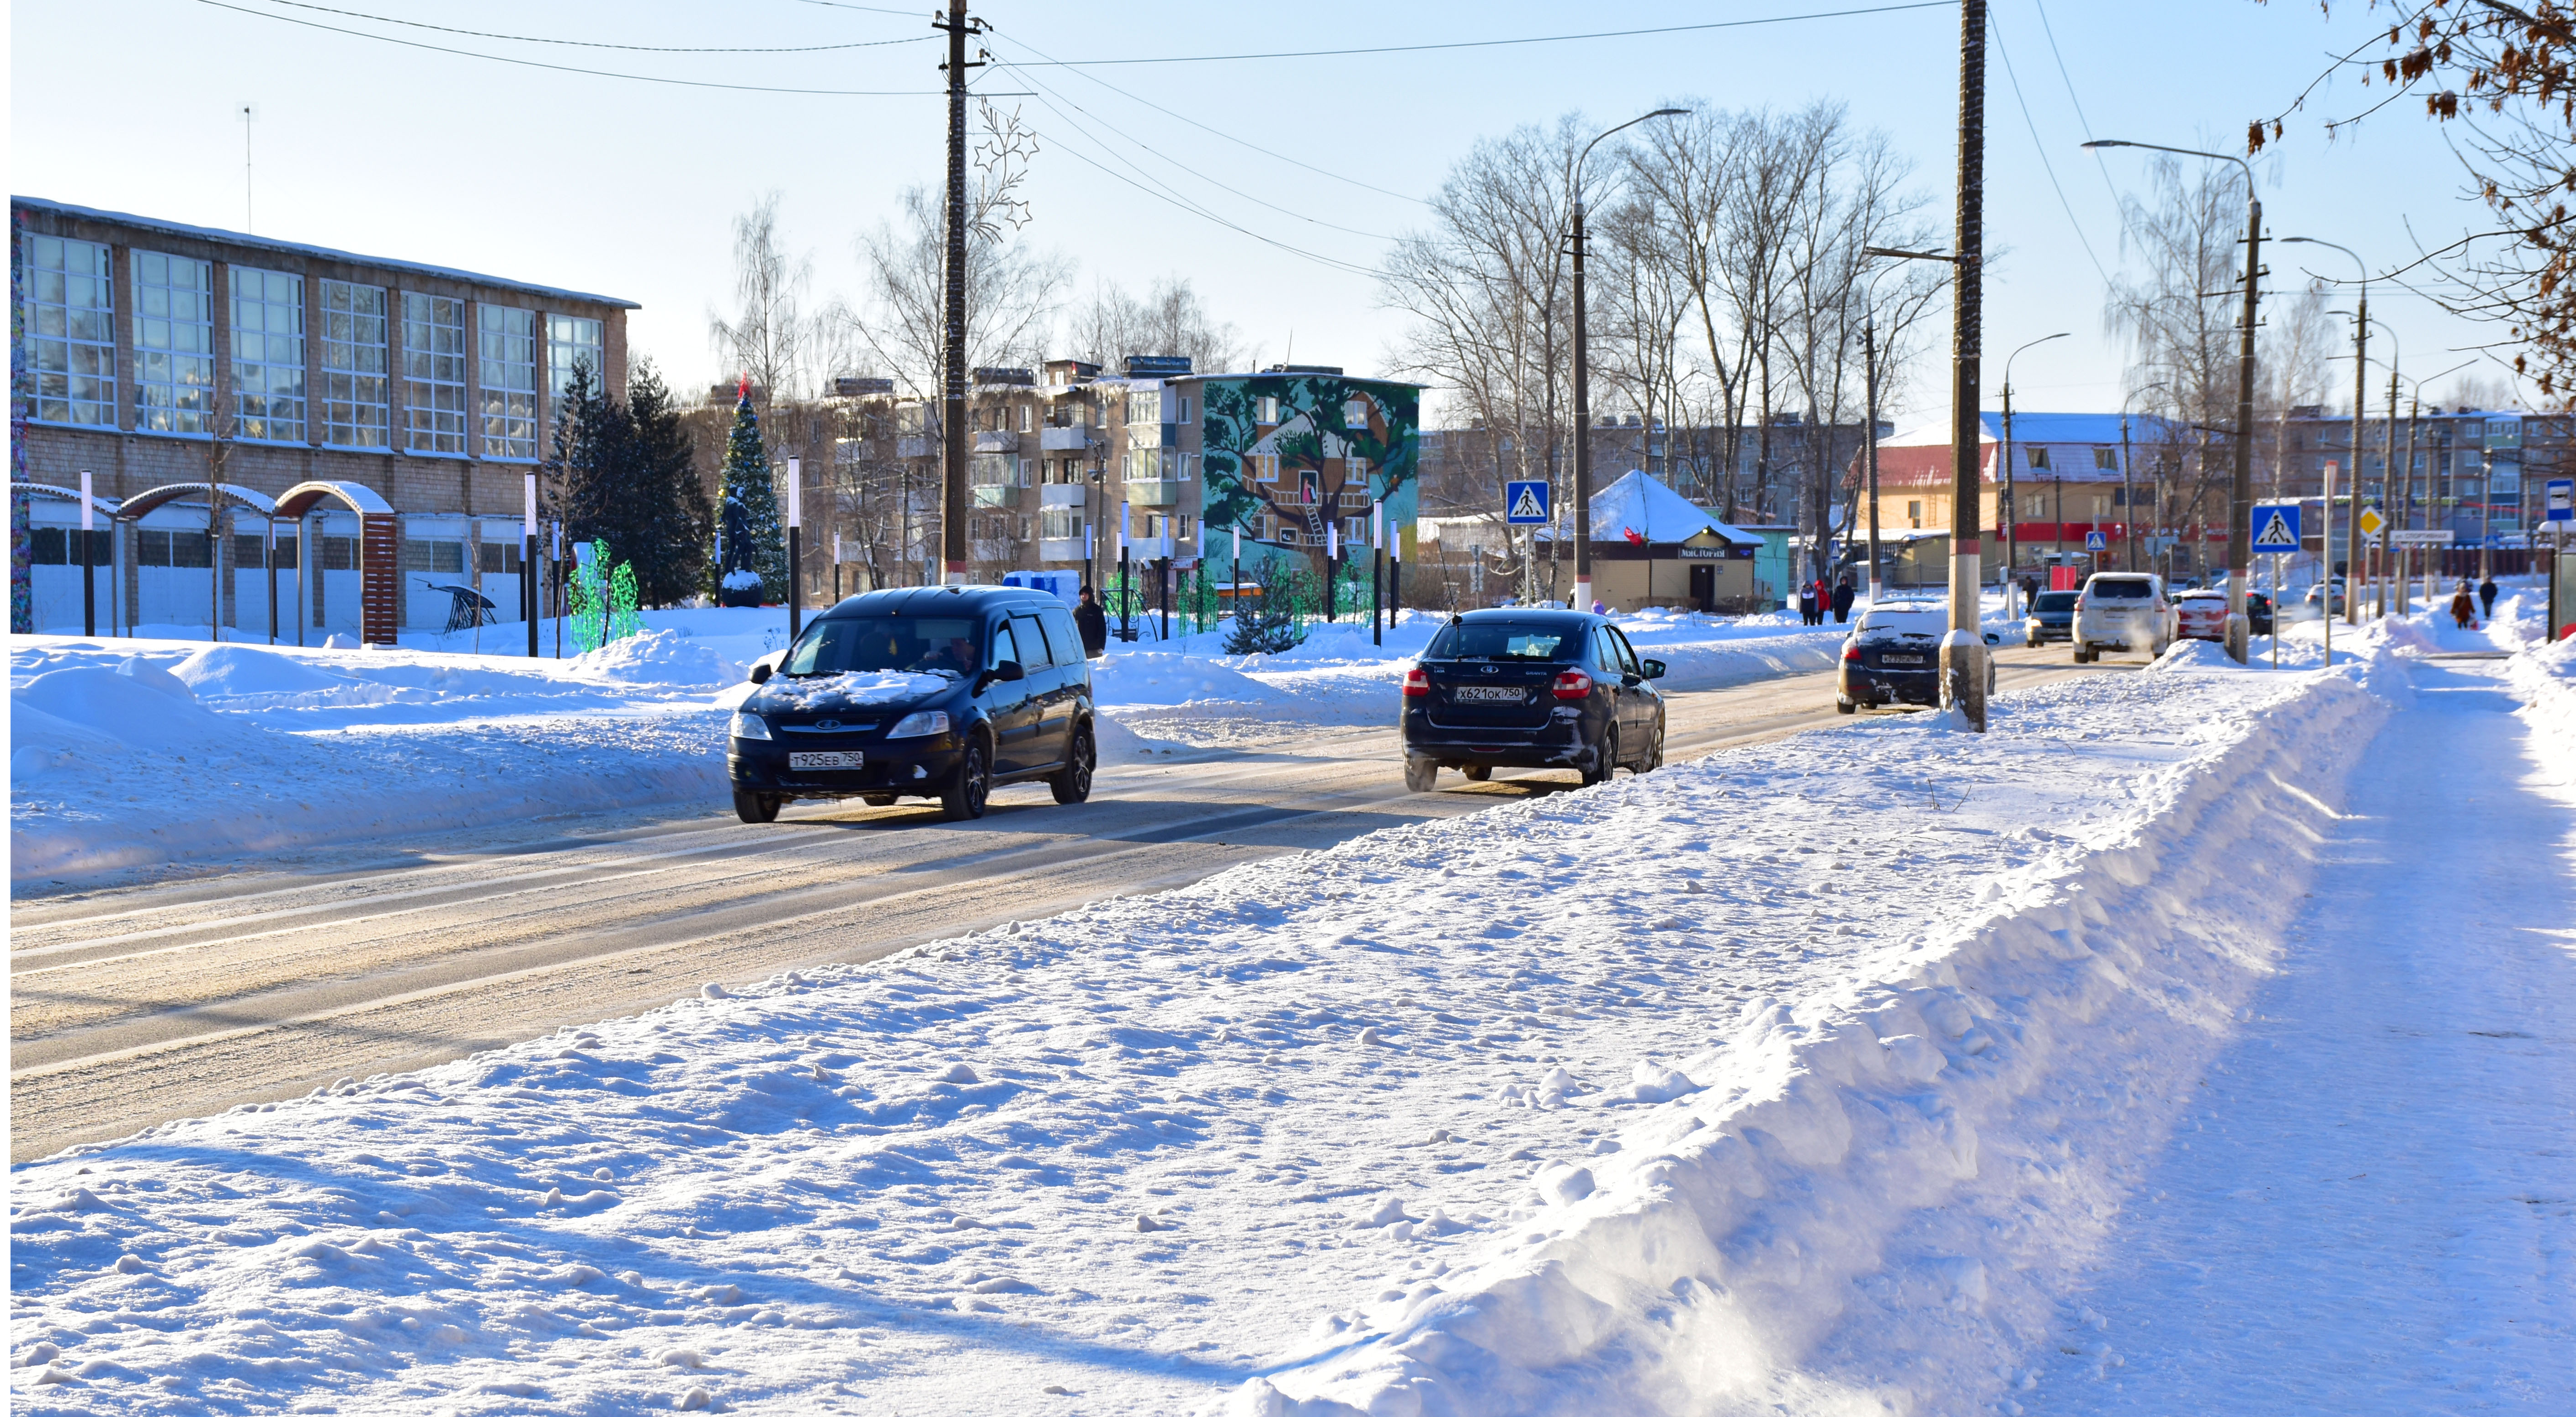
[1535,470,1763,545]
[1884,411,2177,447]
[14,196,640,310]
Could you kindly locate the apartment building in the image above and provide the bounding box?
[11,196,634,636]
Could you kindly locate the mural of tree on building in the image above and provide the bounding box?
[1201,374,1418,570]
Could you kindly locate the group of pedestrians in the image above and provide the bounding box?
[2449,573,2500,630]
[1796,574,1858,626]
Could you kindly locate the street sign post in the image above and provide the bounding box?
[2083,530,2107,553]
[2387,529,2454,546]
[2547,477,2573,522]
[2358,505,2385,543]
[2251,502,2301,554]
[1504,481,1551,526]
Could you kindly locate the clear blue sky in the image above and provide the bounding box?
[10,1,2508,426]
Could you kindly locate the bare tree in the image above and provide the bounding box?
[1062,275,1251,372]
[2106,155,2247,570]
[708,193,816,404]
[836,182,1068,400]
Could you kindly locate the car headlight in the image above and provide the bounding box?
[729,712,772,741]
[886,710,950,739]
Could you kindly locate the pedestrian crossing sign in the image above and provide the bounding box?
[1505,480,1551,525]
[2251,502,2301,554]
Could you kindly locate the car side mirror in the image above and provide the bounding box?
[749,662,772,684]
[1640,659,1666,680]
[995,659,1026,682]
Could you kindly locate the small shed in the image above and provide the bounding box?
[1543,471,1766,612]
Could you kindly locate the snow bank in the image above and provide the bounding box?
[567,629,739,687]
[9,642,2393,1414]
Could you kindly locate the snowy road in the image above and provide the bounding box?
[11,646,2117,1162]
[2022,656,2576,1414]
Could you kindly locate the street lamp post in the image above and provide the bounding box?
[2000,331,2069,618]
[1570,107,1687,616]
[2118,382,2178,578]
[2281,237,2369,626]
[2088,138,2263,662]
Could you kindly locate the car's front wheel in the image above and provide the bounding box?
[732,788,781,824]
[1050,720,1096,804]
[1640,718,1665,771]
[941,735,992,821]
[1402,755,1440,793]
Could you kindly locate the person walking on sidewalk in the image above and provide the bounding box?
[2478,573,2499,622]
[1831,574,1857,624]
[2451,580,2477,630]
[1075,584,1109,658]
[1797,580,1820,626]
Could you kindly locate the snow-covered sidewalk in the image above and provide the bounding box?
[2021,656,2576,1416]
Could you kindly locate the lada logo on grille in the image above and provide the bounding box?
[1480,666,1497,674]
[815,719,842,730]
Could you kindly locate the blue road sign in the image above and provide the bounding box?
[2547,477,2573,521]
[2083,530,2108,552]
[2251,501,2302,554]
[1505,480,1552,525]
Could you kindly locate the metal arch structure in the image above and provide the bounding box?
[112,481,279,521]
[271,481,399,645]
[9,480,126,519]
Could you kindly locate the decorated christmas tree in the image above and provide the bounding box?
[714,377,787,606]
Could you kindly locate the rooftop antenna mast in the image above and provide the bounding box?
[239,103,257,232]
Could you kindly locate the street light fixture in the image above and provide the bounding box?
[2086,138,2263,662]
[1570,106,1689,614]
[1999,330,2069,617]
[2283,236,2372,628]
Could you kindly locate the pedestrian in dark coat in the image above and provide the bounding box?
[1797,581,1820,625]
[2478,573,2499,620]
[1831,575,1857,623]
[1075,585,1109,657]
[2451,581,2477,630]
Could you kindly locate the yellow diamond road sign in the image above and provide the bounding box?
[2359,506,2386,539]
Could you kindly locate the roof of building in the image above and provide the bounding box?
[1538,469,1764,546]
[13,195,641,310]
[1884,411,2175,447]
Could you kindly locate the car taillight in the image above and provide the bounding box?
[1842,642,1862,661]
[1550,669,1593,702]
[1402,667,1430,697]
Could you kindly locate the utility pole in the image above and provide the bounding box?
[2119,415,2135,571]
[1863,315,1883,608]
[934,1,983,587]
[1945,0,1990,730]
[2398,396,2420,615]
[2346,282,2368,623]
[1999,331,2068,616]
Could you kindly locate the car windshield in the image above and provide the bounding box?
[784,615,982,677]
[2035,592,2078,612]
[1856,607,1945,637]
[2088,577,2154,600]
[1426,621,1577,661]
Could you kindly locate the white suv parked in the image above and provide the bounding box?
[2071,572,2176,663]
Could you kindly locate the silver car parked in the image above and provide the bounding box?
[2072,572,2176,663]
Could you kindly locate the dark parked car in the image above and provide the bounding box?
[2024,589,2079,645]
[1836,601,1997,713]
[726,586,1096,823]
[1400,609,1666,790]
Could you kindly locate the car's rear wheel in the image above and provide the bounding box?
[732,789,782,824]
[1050,720,1096,804]
[1836,698,1857,715]
[1582,727,1619,786]
[941,736,992,821]
[1402,755,1440,793]
[1459,763,1492,782]
[861,792,898,807]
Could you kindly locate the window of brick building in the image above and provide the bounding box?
[133,251,215,434]
[547,314,603,398]
[231,266,306,442]
[21,234,118,426]
[479,304,537,460]
[401,293,468,455]
[319,280,390,448]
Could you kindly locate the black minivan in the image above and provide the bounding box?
[1400,609,1666,791]
[726,586,1096,823]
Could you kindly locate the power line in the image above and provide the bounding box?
[2027,0,2127,213]
[194,0,948,95]
[1989,9,2112,284]
[243,0,926,53]
[985,26,1429,207]
[982,41,1399,241]
[1016,2,1951,66]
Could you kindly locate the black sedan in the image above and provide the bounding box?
[727,585,1096,823]
[1400,610,1666,790]
[1836,601,1997,713]
[2024,589,2078,645]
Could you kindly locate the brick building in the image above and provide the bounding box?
[11,196,634,637]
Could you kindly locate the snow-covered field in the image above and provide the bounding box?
[9,603,1870,884]
[30,603,2573,1415]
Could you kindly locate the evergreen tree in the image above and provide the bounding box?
[624,360,710,607]
[713,378,787,605]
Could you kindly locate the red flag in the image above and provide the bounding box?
[1623,526,1645,545]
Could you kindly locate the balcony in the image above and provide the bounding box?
[1124,479,1181,507]
[1038,483,1087,508]
[1038,426,1095,452]
[1038,538,1088,563]
[974,430,1020,453]
[896,436,931,458]
[972,485,1017,508]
